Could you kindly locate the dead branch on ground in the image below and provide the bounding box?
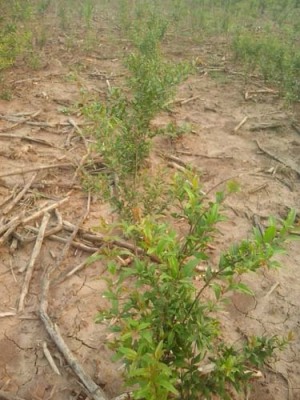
[54,192,91,271]
[0,134,60,148]
[0,163,73,179]
[233,116,248,133]
[39,270,109,400]
[42,341,61,375]
[2,173,37,215]
[18,212,51,312]
[249,122,284,131]
[0,197,69,240]
[63,220,161,263]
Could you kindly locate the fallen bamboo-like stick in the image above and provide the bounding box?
[68,118,89,151]
[0,312,16,318]
[2,224,22,245]
[160,153,188,168]
[42,341,61,375]
[0,197,69,239]
[18,212,51,312]
[233,116,248,133]
[0,163,73,179]
[180,95,202,105]
[55,193,91,270]
[62,220,161,263]
[167,161,188,172]
[0,184,18,208]
[0,134,59,148]
[2,173,37,215]
[54,250,101,285]
[16,229,99,253]
[22,198,69,226]
[250,122,284,131]
[39,271,109,400]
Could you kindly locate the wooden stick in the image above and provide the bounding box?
[0,163,73,179]
[22,198,69,226]
[42,341,61,375]
[180,95,202,105]
[233,116,248,133]
[18,212,51,312]
[264,282,280,298]
[0,214,25,245]
[39,271,109,400]
[250,122,283,131]
[68,118,89,152]
[112,394,132,400]
[175,150,232,159]
[167,161,188,172]
[54,250,100,285]
[2,173,37,215]
[0,184,18,208]
[248,183,268,194]
[63,220,161,263]
[160,153,188,167]
[55,193,91,270]
[0,134,59,148]
[19,209,63,243]
[0,312,16,318]
[0,110,41,124]
[0,197,68,239]
[16,229,99,252]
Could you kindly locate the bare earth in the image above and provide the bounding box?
[0,16,299,400]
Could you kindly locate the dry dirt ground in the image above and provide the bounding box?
[0,14,300,400]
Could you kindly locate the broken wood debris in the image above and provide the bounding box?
[39,270,109,400]
[2,173,37,215]
[18,212,51,312]
[250,121,284,131]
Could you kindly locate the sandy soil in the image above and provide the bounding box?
[0,11,299,400]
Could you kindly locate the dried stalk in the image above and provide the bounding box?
[55,192,91,270]
[42,341,61,375]
[0,197,68,240]
[18,212,51,312]
[39,271,109,400]
[0,163,73,179]
[2,173,37,215]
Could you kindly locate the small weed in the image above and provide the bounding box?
[80,0,95,29]
[0,24,31,71]
[232,31,300,100]
[26,51,42,70]
[37,0,51,15]
[0,89,12,101]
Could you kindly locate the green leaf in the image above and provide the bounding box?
[263,226,276,243]
[226,180,240,193]
[181,257,200,277]
[230,282,254,296]
[108,261,117,274]
[158,379,179,395]
[211,283,222,300]
[154,340,164,360]
[119,347,138,361]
